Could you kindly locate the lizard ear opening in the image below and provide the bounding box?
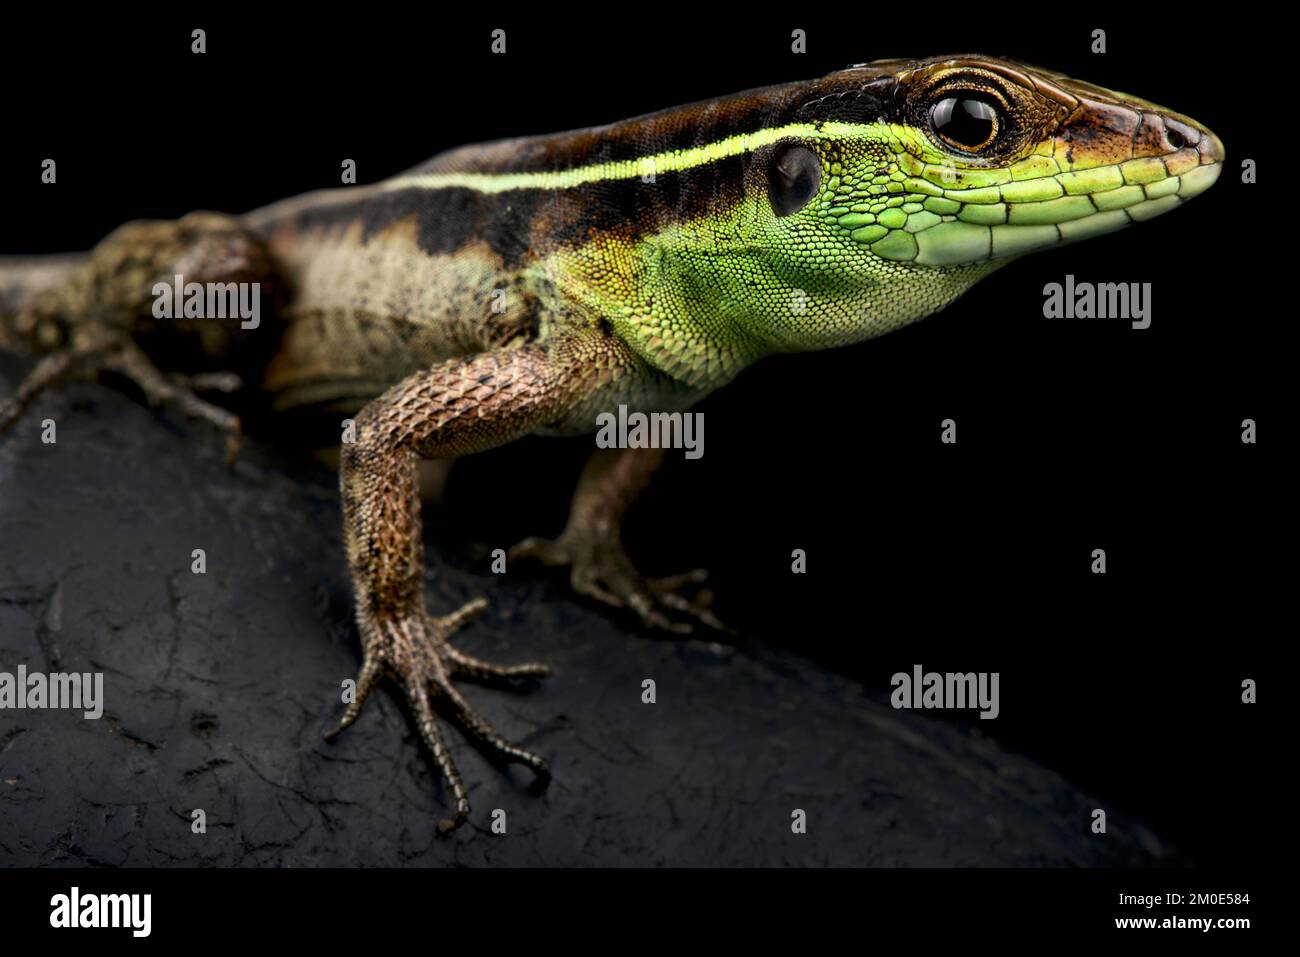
[767,144,821,217]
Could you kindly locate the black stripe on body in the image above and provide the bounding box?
[274,67,902,265]
[287,155,751,268]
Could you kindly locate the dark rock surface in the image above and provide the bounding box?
[0,368,1169,866]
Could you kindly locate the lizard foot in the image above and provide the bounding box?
[0,323,242,463]
[325,596,551,834]
[509,531,729,635]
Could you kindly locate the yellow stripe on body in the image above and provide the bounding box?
[382,122,898,194]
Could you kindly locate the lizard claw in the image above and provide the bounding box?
[509,533,731,636]
[326,597,551,834]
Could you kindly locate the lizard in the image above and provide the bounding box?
[0,55,1223,832]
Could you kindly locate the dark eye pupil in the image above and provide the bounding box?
[930,96,997,150]
[768,145,821,216]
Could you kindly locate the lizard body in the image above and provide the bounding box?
[0,55,1223,831]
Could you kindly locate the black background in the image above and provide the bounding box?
[0,12,1280,871]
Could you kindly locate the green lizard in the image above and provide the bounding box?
[0,55,1222,832]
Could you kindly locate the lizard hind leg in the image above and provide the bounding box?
[0,212,277,460]
[0,318,245,462]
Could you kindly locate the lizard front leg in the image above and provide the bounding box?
[330,339,614,833]
[510,446,725,634]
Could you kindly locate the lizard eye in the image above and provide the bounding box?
[768,144,822,217]
[929,94,1000,153]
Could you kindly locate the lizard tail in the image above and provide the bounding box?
[0,253,88,353]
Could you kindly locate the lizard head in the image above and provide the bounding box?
[726,54,1224,351]
[550,55,1222,385]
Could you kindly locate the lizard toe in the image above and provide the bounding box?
[330,601,551,832]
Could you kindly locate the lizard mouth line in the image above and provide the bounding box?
[865,154,1222,266]
[993,158,1221,255]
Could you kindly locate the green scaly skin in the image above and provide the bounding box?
[0,55,1223,831]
